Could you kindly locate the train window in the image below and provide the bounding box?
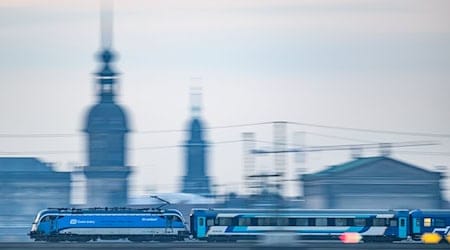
[40,216,56,222]
[435,218,446,227]
[327,218,335,226]
[400,219,405,227]
[373,218,387,226]
[238,218,251,226]
[206,219,214,226]
[347,218,354,226]
[335,218,347,226]
[271,218,278,225]
[315,218,327,226]
[354,218,366,227]
[276,218,289,226]
[296,218,308,226]
[199,218,204,226]
[389,219,397,227]
[173,216,182,222]
[424,218,432,227]
[217,217,232,226]
[258,218,272,226]
[288,218,296,226]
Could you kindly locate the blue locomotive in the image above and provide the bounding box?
[29,207,189,242]
[190,208,410,242]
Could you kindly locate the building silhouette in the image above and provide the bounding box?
[181,89,211,196]
[83,6,131,207]
[0,158,70,240]
[302,156,443,209]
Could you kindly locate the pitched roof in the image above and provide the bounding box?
[0,157,53,172]
[310,156,385,177]
[303,156,436,180]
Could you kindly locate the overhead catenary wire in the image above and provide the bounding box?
[395,151,450,157]
[0,140,246,155]
[0,120,448,138]
[286,121,450,138]
[304,131,376,143]
[251,141,440,154]
[0,121,450,138]
[1,140,449,157]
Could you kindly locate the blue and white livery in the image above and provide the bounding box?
[410,209,450,242]
[190,208,409,242]
[29,207,188,242]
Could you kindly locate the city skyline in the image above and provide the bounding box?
[0,0,449,199]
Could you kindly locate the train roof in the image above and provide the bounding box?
[32,207,185,224]
[39,207,183,215]
[410,209,450,215]
[191,208,406,215]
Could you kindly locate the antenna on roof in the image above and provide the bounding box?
[150,195,171,210]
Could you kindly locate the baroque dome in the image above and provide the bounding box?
[85,102,129,133]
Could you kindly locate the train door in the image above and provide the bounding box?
[412,217,421,235]
[398,217,407,239]
[196,216,206,238]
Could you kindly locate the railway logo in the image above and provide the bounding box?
[69,219,95,224]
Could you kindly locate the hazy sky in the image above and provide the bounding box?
[0,0,449,200]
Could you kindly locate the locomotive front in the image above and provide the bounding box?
[28,208,189,242]
[28,209,56,241]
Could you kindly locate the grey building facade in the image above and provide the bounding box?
[0,157,70,240]
[302,156,443,209]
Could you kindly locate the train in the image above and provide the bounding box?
[29,207,450,243]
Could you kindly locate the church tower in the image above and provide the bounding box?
[83,2,131,206]
[182,88,211,196]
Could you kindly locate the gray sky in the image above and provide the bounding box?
[0,0,449,199]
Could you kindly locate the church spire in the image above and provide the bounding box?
[84,0,131,207]
[96,0,117,103]
[190,86,202,118]
[190,77,203,118]
[100,0,113,49]
[182,84,211,196]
